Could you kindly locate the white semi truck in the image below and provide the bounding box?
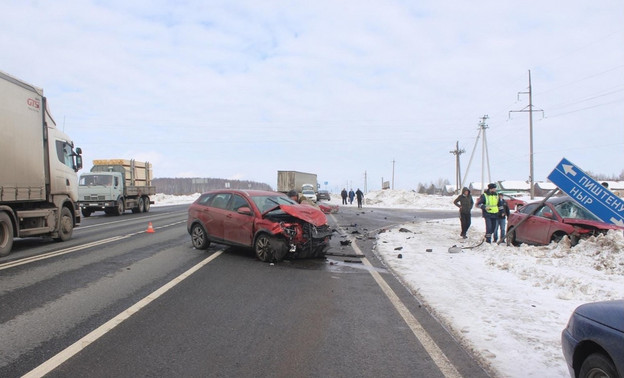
[78,159,155,216]
[0,71,83,256]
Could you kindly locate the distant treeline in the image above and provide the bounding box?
[152,177,272,195]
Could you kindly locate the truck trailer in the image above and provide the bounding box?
[78,159,155,216]
[277,171,318,201]
[0,71,83,256]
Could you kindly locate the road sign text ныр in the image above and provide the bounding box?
[548,158,624,227]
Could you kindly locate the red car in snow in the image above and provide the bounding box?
[187,189,332,262]
[507,197,624,246]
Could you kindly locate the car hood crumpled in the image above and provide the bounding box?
[563,218,624,230]
[279,204,328,226]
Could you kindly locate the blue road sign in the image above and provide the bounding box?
[548,158,624,227]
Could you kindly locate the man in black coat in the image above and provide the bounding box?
[453,187,474,239]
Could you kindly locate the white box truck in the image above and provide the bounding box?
[0,71,83,256]
[78,159,155,216]
[277,171,318,201]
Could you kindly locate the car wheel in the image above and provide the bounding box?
[54,207,74,242]
[81,209,92,217]
[579,353,617,378]
[190,224,210,250]
[508,230,519,246]
[551,232,565,244]
[254,234,273,262]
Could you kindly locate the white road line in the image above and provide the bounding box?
[330,214,462,378]
[22,250,224,378]
[0,220,186,271]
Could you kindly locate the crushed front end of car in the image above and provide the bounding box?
[259,204,333,262]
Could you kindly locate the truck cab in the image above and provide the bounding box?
[79,172,125,216]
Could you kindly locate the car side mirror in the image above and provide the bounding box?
[237,206,253,216]
[543,211,554,219]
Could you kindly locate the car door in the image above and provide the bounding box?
[204,193,232,241]
[517,204,555,244]
[222,194,255,246]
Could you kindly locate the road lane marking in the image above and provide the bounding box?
[22,250,224,378]
[329,214,462,378]
[0,220,186,271]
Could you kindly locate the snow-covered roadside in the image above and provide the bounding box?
[155,190,624,377]
[353,190,624,377]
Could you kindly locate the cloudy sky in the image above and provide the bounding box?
[2,1,622,192]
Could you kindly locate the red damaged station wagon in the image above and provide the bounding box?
[187,189,333,262]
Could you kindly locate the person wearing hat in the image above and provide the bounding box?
[453,187,474,239]
[475,183,499,243]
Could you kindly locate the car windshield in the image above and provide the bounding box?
[251,195,297,213]
[554,201,601,221]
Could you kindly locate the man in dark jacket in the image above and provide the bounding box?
[493,193,510,244]
[355,188,364,208]
[453,187,474,239]
[341,188,348,205]
[475,183,499,243]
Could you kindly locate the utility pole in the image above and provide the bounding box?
[510,70,544,199]
[461,115,491,194]
[449,141,465,194]
[364,171,367,193]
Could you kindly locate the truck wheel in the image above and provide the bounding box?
[0,212,14,257]
[81,209,92,217]
[143,197,150,213]
[54,207,73,242]
[132,197,144,214]
[114,199,124,216]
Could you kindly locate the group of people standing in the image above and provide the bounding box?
[453,183,509,244]
[341,188,364,208]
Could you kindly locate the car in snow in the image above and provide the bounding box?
[506,196,624,246]
[500,193,527,211]
[316,190,331,201]
[561,299,624,378]
[187,189,332,262]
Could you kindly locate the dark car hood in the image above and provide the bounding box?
[575,300,624,332]
[279,204,328,226]
[563,218,624,230]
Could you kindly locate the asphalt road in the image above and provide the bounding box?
[0,204,490,377]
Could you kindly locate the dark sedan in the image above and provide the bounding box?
[562,300,624,378]
[187,189,332,262]
[506,197,624,246]
[316,190,331,201]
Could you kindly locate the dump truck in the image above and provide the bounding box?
[0,70,83,256]
[78,159,155,216]
[277,171,318,197]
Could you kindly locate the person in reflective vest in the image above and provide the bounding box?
[475,183,499,243]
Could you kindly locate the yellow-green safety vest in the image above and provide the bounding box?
[484,193,499,214]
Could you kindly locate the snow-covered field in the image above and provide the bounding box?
[156,190,624,377]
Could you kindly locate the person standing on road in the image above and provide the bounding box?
[453,187,473,239]
[493,193,510,244]
[475,183,499,243]
[341,188,348,205]
[355,188,364,209]
[348,189,355,205]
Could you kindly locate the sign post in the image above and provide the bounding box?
[547,158,624,227]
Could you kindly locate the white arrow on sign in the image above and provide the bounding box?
[563,164,577,176]
[611,217,624,227]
